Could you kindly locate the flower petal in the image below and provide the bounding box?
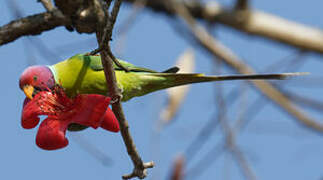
[21,98,40,129]
[70,95,111,129]
[21,85,118,150]
[36,117,69,150]
[100,108,120,132]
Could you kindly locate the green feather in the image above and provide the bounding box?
[86,54,158,73]
[50,54,172,100]
[50,53,296,102]
[47,54,301,131]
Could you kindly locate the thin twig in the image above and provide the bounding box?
[229,145,257,180]
[169,155,185,180]
[185,143,225,179]
[101,48,154,179]
[94,0,153,179]
[184,114,220,164]
[186,61,257,180]
[90,0,130,72]
[171,1,323,133]
[3,0,323,54]
[38,0,55,11]
[214,63,257,180]
[115,0,147,56]
[183,50,308,179]
[282,90,323,112]
[118,0,147,35]
[91,0,123,54]
[6,0,61,64]
[234,53,307,132]
[123,0,323,54]
[183,50,307,173]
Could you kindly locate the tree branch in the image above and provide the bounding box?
[0,9,69,46]
[4,0,322,55]
[94,0,153,179]
[214,65,257,180]
[99,48,154,179]
[124,0,323,54]
[172,1,323,133]
[38,0,55,11]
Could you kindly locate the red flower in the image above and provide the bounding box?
[22,86,119,150]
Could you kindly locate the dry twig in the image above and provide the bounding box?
[169,155,185,180]
[171,1,323,133]
[2,0,323,54]
[115,0,147,56]
[214,63,257,180]
[124,0,323,54]
[38,0,55,11]
[94,0,153,179]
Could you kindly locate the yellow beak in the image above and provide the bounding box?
[23,85,34,100]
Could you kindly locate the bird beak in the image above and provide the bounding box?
[23,85,34,100]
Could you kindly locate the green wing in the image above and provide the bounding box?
[86,54,179,73]
[86,54,157,73]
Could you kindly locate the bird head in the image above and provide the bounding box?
[19,66,55,99]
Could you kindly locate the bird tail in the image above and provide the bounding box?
[137,72,307,96]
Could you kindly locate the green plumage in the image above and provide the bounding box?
[49,54,204,101]
[51,54,181,101]
[49,54,293,102]
[47,54,300,131]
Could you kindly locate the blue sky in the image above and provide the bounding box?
[1,0,323,180]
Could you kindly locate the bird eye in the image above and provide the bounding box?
[33,76,38,81]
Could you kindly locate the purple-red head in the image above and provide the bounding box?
[19,66,55,99]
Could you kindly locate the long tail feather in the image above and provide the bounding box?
[148,72,307,86]
[133,72,308,100]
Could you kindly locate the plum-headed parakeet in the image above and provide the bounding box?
[19,54,301,131]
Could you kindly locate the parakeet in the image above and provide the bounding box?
[19,54,297,100]
[19,54,300,130]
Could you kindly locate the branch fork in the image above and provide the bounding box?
[122,162,155,179]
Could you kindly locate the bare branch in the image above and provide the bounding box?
[38,0,55,11]
[3,0,323,53]
[0,9,69,46]
[169,155,185,180]
[283,90,323,112]
[122,162,155,179]
[91,0,123,54]
[214,64,257,180]
[100,46,154,179]
[90,0,130,72]
[94,0,154,179]
[229,145,257,180]
[184,112,220,164]
[185,143,225,178]
[118,0,147,35]
[172,1,323,133]
[124,0,323,54]
[115,0,147,56]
